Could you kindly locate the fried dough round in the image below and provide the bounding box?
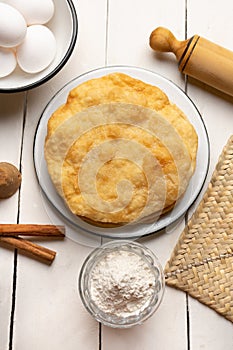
[46,73,198,171]
[45,103,194,224]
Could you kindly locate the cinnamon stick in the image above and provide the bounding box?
[0,236,56,264]
[0,224,65,237]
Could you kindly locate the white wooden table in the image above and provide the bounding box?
[1,1,233,349]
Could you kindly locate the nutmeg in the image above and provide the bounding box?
[0,162,21,199]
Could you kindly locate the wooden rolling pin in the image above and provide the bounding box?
[149,27,233,97]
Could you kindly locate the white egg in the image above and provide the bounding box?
[0,48,17,78]
[16,25,57,74]
[6,0,55,25]
[0,3,27,48]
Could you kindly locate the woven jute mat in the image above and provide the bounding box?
[165,135,233,322]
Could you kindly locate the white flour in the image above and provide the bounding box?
[89,249,157,318]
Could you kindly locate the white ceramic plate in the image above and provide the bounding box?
[33,66,210,240]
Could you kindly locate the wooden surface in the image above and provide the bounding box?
[0,0,233,349]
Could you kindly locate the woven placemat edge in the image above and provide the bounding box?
[164,135,233,274]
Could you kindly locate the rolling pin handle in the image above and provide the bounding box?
[149,27,189,61]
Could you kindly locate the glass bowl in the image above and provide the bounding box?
[78,240,165,328]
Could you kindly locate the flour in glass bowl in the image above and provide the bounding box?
[89,249,158,318]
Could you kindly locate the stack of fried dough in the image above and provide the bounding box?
[44,73,198,226]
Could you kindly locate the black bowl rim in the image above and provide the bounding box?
[0,0,78,94]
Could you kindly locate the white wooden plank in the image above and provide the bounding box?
[0,92,25,350]
[102,290,187,350]
[13,0,108,349]
[103,0,188,349]
[13,240,98,350]
[186,0,233,348]
[106,0,186,87]
[102,221,189,350]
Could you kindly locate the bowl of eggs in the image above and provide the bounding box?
[0,0,78,92]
